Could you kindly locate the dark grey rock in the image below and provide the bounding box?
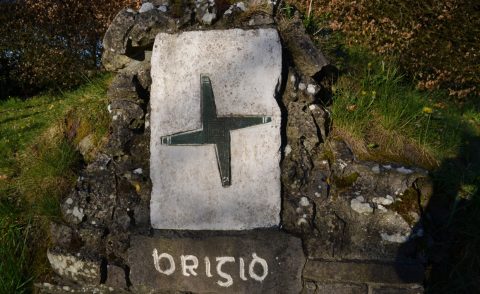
[279,16,329,77]
[102,8,174,71]
[127,10,175,49]
[370,285,424,294]
[106,264,128,289]
[128,231,305,293]
[303,260,424,284]
[50,223,74,248]
[315,283,368,294]
[102,9,137,71]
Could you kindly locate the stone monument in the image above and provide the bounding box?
[40,1,428,293]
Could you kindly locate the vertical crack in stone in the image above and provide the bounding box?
[125,265,133,288]
[100,258,108,284]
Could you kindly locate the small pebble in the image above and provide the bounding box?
[397,166,413,174]
[299,197,310,207]
[139,2,155,13]
[371,164,381,174]
[284,144,292,156]
[236,2,246,11]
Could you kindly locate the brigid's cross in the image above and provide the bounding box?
[161,75,272,187]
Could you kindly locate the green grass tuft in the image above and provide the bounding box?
[0,74,112,290]
[330,47,478,168]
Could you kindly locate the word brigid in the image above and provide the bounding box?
[152,249,269,287]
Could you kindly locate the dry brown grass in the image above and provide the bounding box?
[332,125,439,170]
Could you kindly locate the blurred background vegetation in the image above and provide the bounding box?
[0,0,140,100]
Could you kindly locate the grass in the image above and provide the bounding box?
[0,74,111,292]
[329,47,479,169]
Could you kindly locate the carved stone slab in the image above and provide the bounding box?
[150,29,282,230]
[128,231,304,293]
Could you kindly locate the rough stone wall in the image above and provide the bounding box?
[39,1,430,293]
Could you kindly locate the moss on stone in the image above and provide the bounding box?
[333,172,359,189]
[390,187,420,226]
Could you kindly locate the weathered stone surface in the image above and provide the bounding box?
[106,264,128,289]
[370,285,424,294]
[281,134,429,262]
[102,9,137,71]
[150,29,282,230]
[127,10,175,49]
[195,0,217,25]
[128,231,305,293]
[102,7,175,71]
[315,283,368,294]
[47,250,100,284]
[303,260,424,284]
[36,283,127,294]
[279,16,329,77]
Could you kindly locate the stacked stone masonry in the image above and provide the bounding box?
[39,0,430,293]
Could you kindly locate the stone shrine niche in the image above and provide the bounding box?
[41,2,428,293]
[149,29,282,230]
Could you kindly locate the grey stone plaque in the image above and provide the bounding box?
[128,231,305,293]
[150,29,282,230]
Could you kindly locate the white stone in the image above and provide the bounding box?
[201,12,216,25]
[306,84,316,94]
[371,164,380,174]
[47,251,99,282]
[158,5,168,12]
[380,232,409,243]
[290,74,296,83]
[133,168,143,175]
[72,206,84,221]
[150,29,282,230]
[284,144,292,155]
[299,197,309,207]
[66,198,73,205]
[372,196,394,206]
[396,166,413,174]
[298,83,306,91]
[377,204,387,212]
[139,2,155,13]
[236,2,246,11]
[350,198,373,214]
[224,6,233,15]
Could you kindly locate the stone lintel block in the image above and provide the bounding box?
[303,260,424,285]
[370,285,424,294]
[315,282,368,294]
[127,230,304,293]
